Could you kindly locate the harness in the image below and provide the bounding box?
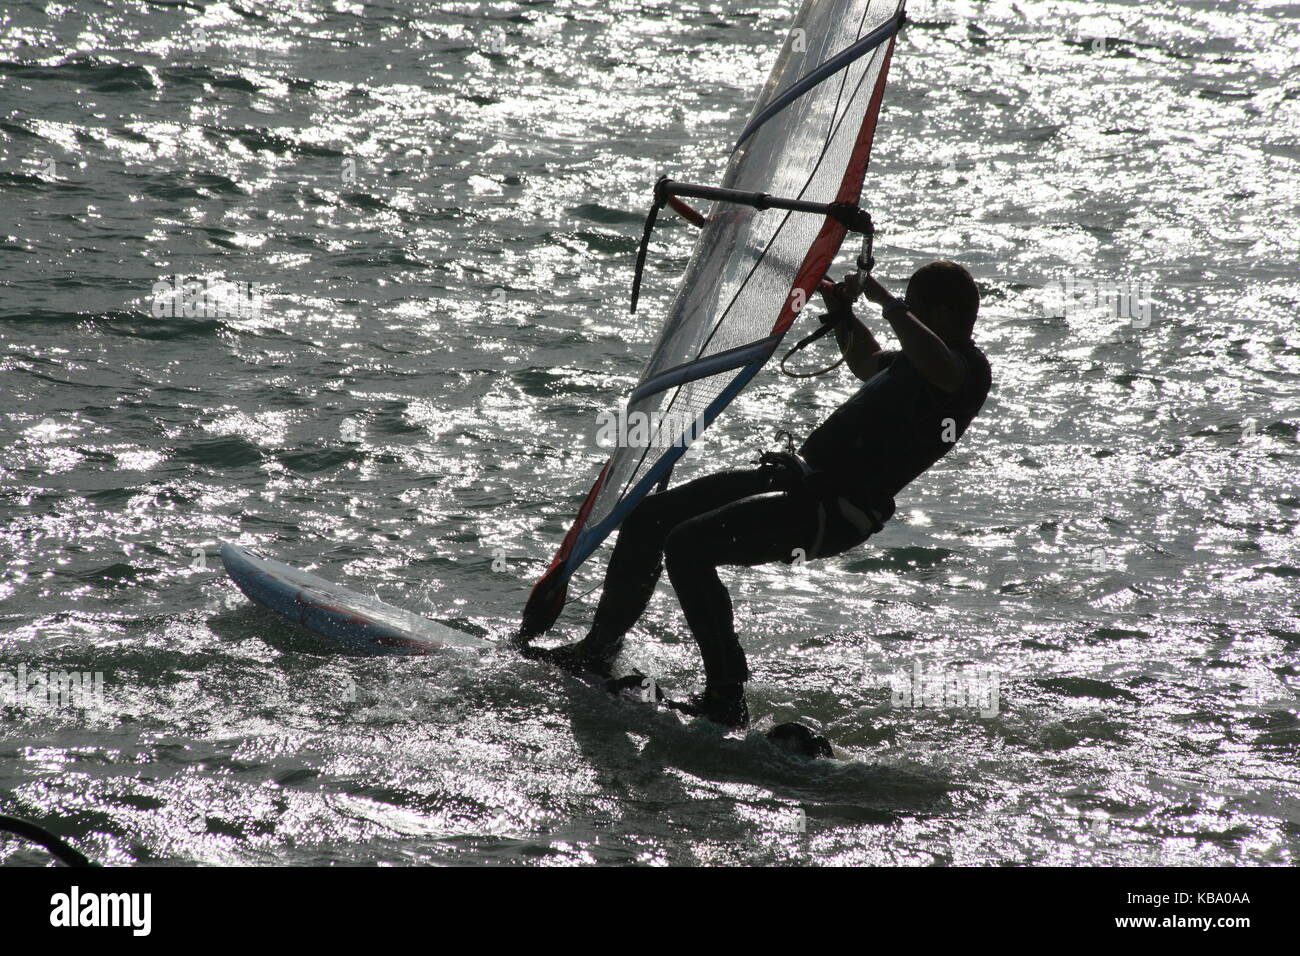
[758,437,891,559]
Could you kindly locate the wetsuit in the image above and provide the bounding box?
[578,338,992,688]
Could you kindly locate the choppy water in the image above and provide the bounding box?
[1,0,1297,867]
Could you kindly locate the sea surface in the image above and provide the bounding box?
[1,0,1297,866]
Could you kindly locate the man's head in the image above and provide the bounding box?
[905,260,979,342]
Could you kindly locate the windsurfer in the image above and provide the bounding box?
[528,260,991,729]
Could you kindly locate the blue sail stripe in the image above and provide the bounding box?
[628,335,780,407]
[560,351,775,577]
[734,8,903,148]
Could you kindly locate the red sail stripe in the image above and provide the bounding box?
[770,33,897,337]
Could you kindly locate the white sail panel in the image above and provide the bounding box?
[522,0,904,636]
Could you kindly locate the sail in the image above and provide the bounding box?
[522,0,906,636]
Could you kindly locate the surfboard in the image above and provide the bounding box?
[221,545,830,754]
[220,542,488,655]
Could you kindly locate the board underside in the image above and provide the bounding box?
[220,542,487,655]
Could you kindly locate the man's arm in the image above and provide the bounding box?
[833,308,891,381]
[821,273,889,382]
[860,275,966,392]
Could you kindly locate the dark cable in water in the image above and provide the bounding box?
[0,814,95,867]
[564,580,603,605]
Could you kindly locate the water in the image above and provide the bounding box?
[1,0,1297,867]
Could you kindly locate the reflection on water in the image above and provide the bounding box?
[0,0,1296,866]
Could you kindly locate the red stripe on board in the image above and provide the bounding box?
[770,33,898,337]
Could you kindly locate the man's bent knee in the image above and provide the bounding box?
[663,520,712,575]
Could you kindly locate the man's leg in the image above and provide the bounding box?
[576,466,779,660]
[662,489,874,725]
[529,466,780,675]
